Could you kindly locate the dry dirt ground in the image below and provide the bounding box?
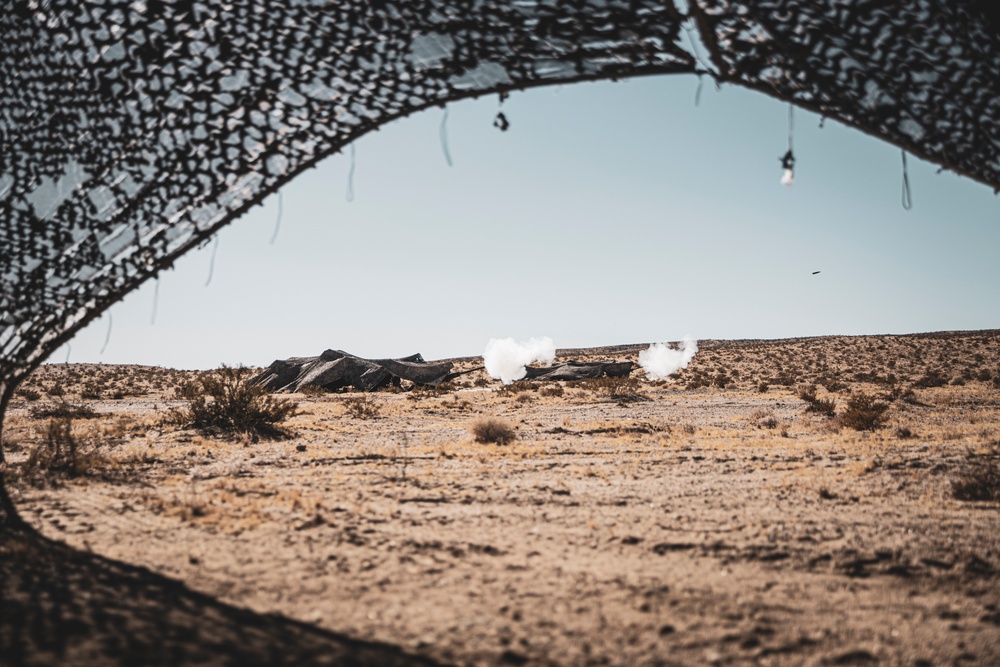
[2,331,1000,666]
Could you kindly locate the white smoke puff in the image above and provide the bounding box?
[639,337,698,380]
[780,168,794,186]
[484,336,556,384]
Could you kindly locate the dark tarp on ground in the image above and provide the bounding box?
[252,350,454,393]
[524,361,634,381]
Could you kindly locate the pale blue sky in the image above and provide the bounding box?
[58,75,999,369]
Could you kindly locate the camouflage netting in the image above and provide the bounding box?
[1,0,999,410]
[253,350,457,393]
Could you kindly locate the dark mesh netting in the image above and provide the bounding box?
[1,0,998,404]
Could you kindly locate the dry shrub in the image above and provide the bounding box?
[749,409,778,429]
[343,394,381,420]
[471,418,516,445]
[576,376,647,403]
[173,378,203,400]
[80,382,103,400]
[798,385,836,417]
[14,417,110,484]
[496,381,537,396]
[17,388,41,402]
[839,392,889,431]
[712,372,730,389]
[913,369,948,388]
[771,371,798,387]
[951,462,1000,501]
[886,384,919,404]
[821,378,845,393]
[174,365,298,439]
[441,396,473,411]
[539,383,565,398]
[30,401,98,420]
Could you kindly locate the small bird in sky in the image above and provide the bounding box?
[812,271,821,275]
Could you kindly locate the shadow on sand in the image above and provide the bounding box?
[0,525,444,667]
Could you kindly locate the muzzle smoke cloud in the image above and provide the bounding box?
[484,336,556,384]
[639,337,698,380]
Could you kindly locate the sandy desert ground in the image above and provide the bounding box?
[2,331,999,666]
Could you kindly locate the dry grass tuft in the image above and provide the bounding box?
[343,394,381,420]
[471,418,517,445]
[749,409,779,429]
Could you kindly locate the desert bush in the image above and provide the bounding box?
[300,385,329,397]
[885,384,918,404]
[46,383,65,398]
[471,418,516,445]
[756,381,769,393]
[30,402,98,420]
[15,416,110,483]
[685,374,709,390]
[839,392,889,431]
[175,365,298,439]
[913,369,948,388]
[576,376,647,403]
[495,381,537,396]
[771,371,798,387]
[174,379,203,400]
[821,378,845,393]
[798,385,836,417]
[539,383,565,398]
[441,395,473,411]
[951,462,1000,501]
[80,381,106,400]
[749,409,778,429]
[343,394,380,420]
[17,388,41,401]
